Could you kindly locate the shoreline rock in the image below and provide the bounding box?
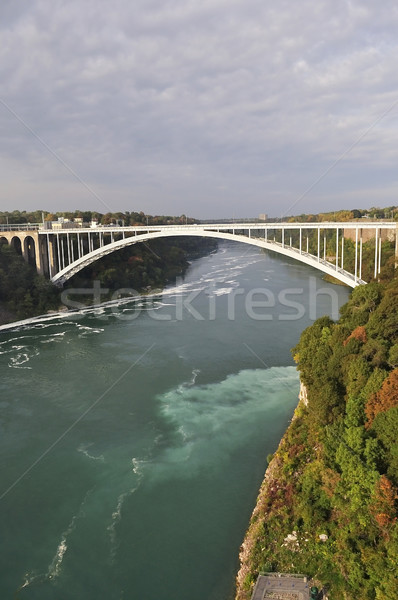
[234,385,307,600]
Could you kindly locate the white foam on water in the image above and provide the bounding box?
[155,302,176,307]
[18,571,42,590]
[0,310,83,332]
[144,366,299,486]
[0,328,80,371]
[47,537,69,580]
[107,487,139,559]
[131,457,149,477]
[17,506,81,590]
[40,332,66,344]
[107,458,146,559]
[0,332,66,357]
[8,348,39,369]
[45,487,96,582]
[0,288,154,334]
[225,279,239,286]
[0,321,105,368]
[76,324,105,337]
[0,343,25,355]
[174,368,201,394]
[190,369,200,385]
[0,334,42,346]
[177,425,189,442]
[77,442,105,462]
[212,287,235,296]
[161,283,204,298]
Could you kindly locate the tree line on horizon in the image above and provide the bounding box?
[0,206,398,226]
[0,210,197,226]
[285,206,398,223]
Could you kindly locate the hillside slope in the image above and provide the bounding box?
[236,276,398,600]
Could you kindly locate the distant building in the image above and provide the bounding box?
[259,213,268,221]
[52,219,72,230]
[42,218,81,230]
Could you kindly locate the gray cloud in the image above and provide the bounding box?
[0,0,397,217]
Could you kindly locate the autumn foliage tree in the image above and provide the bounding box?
[343,325,367,346]
[366,369,398,427]
[370,475,398,531]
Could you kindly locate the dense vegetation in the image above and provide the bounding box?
[285,206,398,222]
[1,205,397,227]
[0,209,197,226]
[0,242,59,320]
[236,272,398,600]
[0,237,216,324]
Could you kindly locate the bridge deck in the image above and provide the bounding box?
[1,221,396,287]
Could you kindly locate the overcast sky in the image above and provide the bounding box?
[1,0,397,219]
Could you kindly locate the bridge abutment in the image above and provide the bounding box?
[0,231,45,276]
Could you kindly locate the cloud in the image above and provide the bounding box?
[0,0,398,217]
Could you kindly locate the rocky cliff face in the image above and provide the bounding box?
[235,389,306,600]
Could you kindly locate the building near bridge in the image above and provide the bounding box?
[43,218,83,230]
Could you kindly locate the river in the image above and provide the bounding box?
[0,241,350,599]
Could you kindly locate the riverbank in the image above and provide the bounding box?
[0,305,17,326]
[235,389,309,600]
[0,237,217,327]
[234,275,398,599]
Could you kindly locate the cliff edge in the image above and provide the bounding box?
[235,277,398,600]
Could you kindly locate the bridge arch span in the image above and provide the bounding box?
[11,236,22,255]
[51,229,362,288]
[24,235,37,267]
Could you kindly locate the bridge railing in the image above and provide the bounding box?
[0,223,40,231]
[257,237,366,285]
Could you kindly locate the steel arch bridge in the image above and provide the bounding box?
[0,222,396,288]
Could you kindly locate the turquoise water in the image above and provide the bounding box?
[0,242,350,599]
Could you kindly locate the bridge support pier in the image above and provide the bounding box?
[46,234,57,278]
[341,234,344,269]
[355,228,358,283]
[0,231,46,275]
